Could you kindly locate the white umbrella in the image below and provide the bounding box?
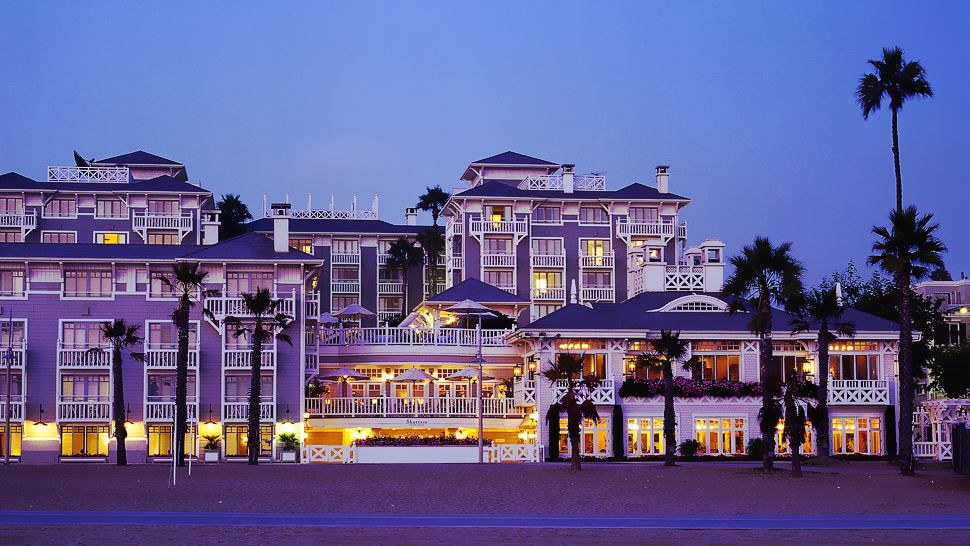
[337,303,375,319]
[446,299,495,316]
[319,367,370,381]
[392,367,437,382]
[445,367,495,381]
[319,313,340,325]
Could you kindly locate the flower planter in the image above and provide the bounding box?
[281,449,298,463]
[356,445,480,464]
[204,449,220,463]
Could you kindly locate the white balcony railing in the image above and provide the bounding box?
[615,219,676,238]
[305,396,521,418]
[204,293,296,319]
[305,291,321,319]
[0,398,24,421]
[58,399,111,421]
[132,211,193,231]
[223,348,276,369]
[482,253,516,267]
[580,254,614,268]
[580,287,615,302]
[518,174,607,191]
[0,210,36,230]
[378,282,404,294]
[531,287,566,301]
[554,379,615,405]
[319,327,511,347]
[57,342,111,368]
[513,379,537,407]
[445,221,463,239]
[331,281,360,294]
[47,165,129,183]
[377,253,390,266]
[144,345,199,368]
[531,253,565,268]
[1,341,26,367]
[223,400,275,421]
[828,380,890,405]
[330,253,361,265]
[665,265,705,291]
[449,255,464,270]
[145,399,199,421]
[469,220,528,235]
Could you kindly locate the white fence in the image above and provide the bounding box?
[302,443,541,464]
[304,396,521,418]
[318,327,510,347]
[48,165,129,182]
[223,401,276,421]
[828,380,890,405]
[58,400,110,421]
[145,400,199,421]
[554,379,615,405]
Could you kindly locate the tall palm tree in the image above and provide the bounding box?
[856,47,933,211]
[541,353,600,471]
[225,288,294,465]
[93,320,143,466]
[781,375,812,478]
[386,236,424,315]
[868,206,946,475]
[416,185,450,227]
[158,262,214,467]
[417,227,444,297]
[722,237,805,471]
[790,286,856,462]
[635,330,697,466]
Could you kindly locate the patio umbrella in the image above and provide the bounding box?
[445,367,495,381]
[319,367,370,397]
[319,313,340,325]
[392,367,437,382]
[446,299,495,328]
[336,303,375,319]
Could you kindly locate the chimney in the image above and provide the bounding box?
[405,207,418,226]
[656,165,670,194]
[562,164,575,193]
[271,202,291,253]
[201,209,221,245]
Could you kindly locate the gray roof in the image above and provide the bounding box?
[472,151,558,166]
[454,180,689,201]
[0,173,208,194]
[246,218,438,236]
[93,150,183,166]
[0,172,46,190]
[427,278,529,304]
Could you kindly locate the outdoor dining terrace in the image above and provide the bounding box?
[316,327,511,347]
[304,396,524,418]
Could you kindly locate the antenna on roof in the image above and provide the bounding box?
[835,282,844,307]
[307,193,312,210]
[352,194,357,213]
[372,194,380,218]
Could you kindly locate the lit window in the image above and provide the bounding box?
[695,418,746,455]
[95,232,127,244]
[832,417,881,455]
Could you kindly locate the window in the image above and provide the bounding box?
[0,321,25,347]
[0,268,25,297]
[332,267,359,281]
[484,237,513,254]
[582,271,612,288]
[95,199,127,219]
[827,341,879,352]
[531,239,562,256]
[378,296,403,314]
[0,230,20,243]
[60,425,109,457]
[669,301,722,312]
[0,424,22,458]
[829,354,880,381]
[378,268,403,282]
[582,354,607,377]
[578,206,608,224]
[148,200,179,215]
[832,417,882,455]
[0,197,23,214]
[332,239,359,254]
[628,417,665,456]
[773,355,808,382]
[147,322,197,348]
[647,248,663,263]
[487,205,510,223]
[581,239,610,258]
[332,296,358,313]
[147,424,194,457]
[776,420,813,455]
[62,322,108,349]
[227,271,274,296]
[42,231,76,244]
[149,270,178,298]
[483,270,514,290]
[693,341,741,352]
[557,418,610,458]
[0,373,22,399]
[289,238,313,254]
[628,207,659,223]
[695,418,746,455]
[531,206,561,224]
[224,374,273,401]
[147,231,179,245]
[94,232,128,244]
[533,304,561,319]
[225,424,273,457]
[706,249,721,263]
[692,355,740,381]
[60,374,109,400]
[147,374,197,401]
[64,269,113,297]
[44,198,76,218]
[629,356,663,380]
[532,271,562,293]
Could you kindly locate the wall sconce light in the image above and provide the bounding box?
[513,364,522,378]
[36,403,47,426]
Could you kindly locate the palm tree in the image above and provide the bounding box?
[868,206,946,475]
[790,286,856,463]
[217,193,253,240]
[416,185,450,227]
[417,227,444,297]
[386,236,424,315]
[780,375,812,478]
[94,320,143,466]
[635,330,697,466]
[225,288,294,465]
[856,47,933,211]
[158,262,214,467]
[722,237,805,471]
[541,353,600,471]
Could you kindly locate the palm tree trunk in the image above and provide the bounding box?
[891,108,903,212]
[568,405,582,471]
[248,323,263,465]
[663,360,676,466]
[791,437,802,478]
[815,333,833,463]
[897,271,916,475]
[111,346,127,466]
[759,335,776,471]
[175,297,190,467]
[401,268,409,317]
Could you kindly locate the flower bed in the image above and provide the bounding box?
[353,435,492,447]
[618,378,818,399]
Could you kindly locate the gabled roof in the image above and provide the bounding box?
[523,303,637,330]
[473,151,558,166]
[93,150,183,166]
[0,173,207,195]
[427,278,529,304]
[0,172,46,190]
[452,179,689,201]
[125,175,209,194]
[246,218,437,236]
[182,232,317,262]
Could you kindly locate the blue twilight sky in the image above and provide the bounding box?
[1,1,967,283]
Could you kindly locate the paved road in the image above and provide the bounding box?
[3,511,969,529]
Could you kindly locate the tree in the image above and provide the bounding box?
[417,227,445,298]
[634,330,697,466]
[225,288,294,465]
[158,262,214,467]
[927,343,970,398]
[790,286,855,463]
[722,237,805,471]
[386,236,423,315]
[929,267,952,281]
[856,47,933,211]
[780,375,812,478]
[93,320,143,466]
[416,185,450,227]
[217,194,253,240]
[869,206,946,475]
[541,353,600,471]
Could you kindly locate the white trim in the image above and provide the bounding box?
[653,294,729,313]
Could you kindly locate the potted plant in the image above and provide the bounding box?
[278,432,300,463]
[202,434,221,463]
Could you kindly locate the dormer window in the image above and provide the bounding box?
[706,249,721,263]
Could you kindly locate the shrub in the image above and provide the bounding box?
[277,432,300,450]
[747,438,766,460]
[353,434,490,447]
[678,439,701,457]
[202,435,221,450]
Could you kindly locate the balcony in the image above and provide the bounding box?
[828,380,890,405]
[304,396,522,418]
[319,327,510,347]
[1,341,26,367]
[445,221,463,239]
[58,398,111,421]
[204,293,297,321]
[518,174,607,191]
[580,253,614,268]
[531,253,565,269]
[482,252,516,268]
[144,344,199,368]
[469,220,528,236]
[665,265,706,291]
[305,291,321,319]
[305,353,319,374]
[57,342,111,368]
[616,219,686,242]
[145,398,199,421]
[0,210,36,231]
[377,253,390,266]
[378,281,404,294]
[554,379,615,405]
[448,255,464,270]
[580,287,615,302]
[531,287,566,301]
[513,378,537,407]
[223,400,275,421]
[223,348,276,369]
[331,281,361,294]
[47,165,129,183]
[0,397,24,421]
[331,252,361,265]
[132,211,193,232]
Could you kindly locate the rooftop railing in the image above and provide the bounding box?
[318,327,510,347]
[48,166,129,183]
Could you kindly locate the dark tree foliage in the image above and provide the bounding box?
[217,194,253,240]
